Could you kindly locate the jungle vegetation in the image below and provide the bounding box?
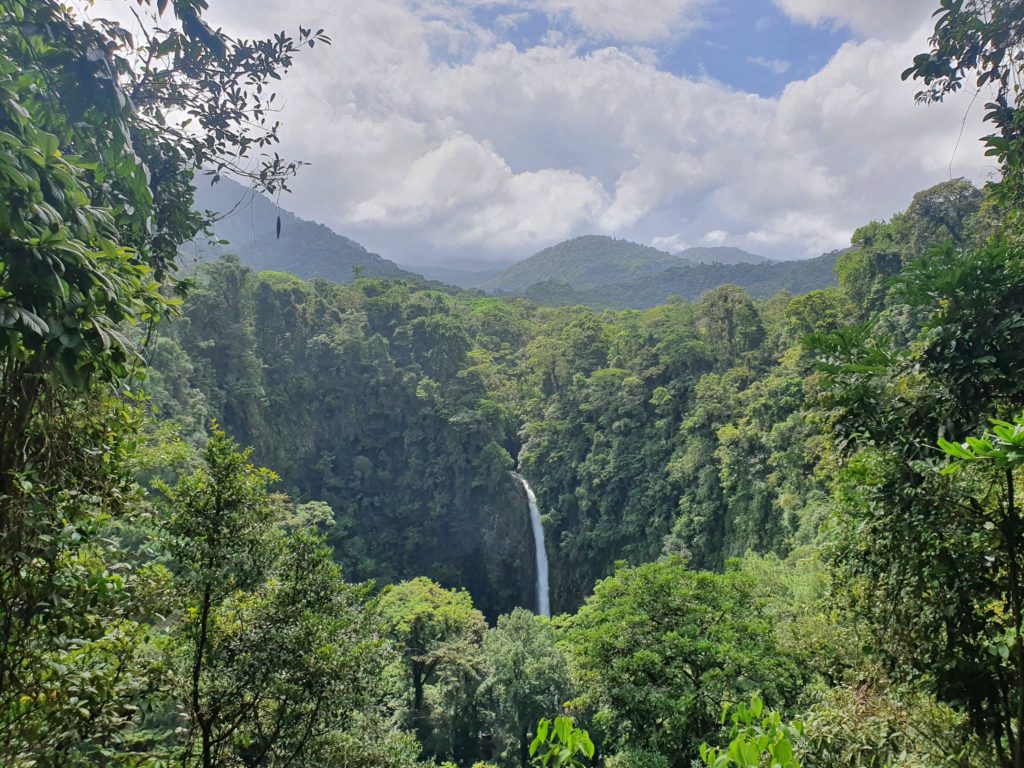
[4,1,1024,767]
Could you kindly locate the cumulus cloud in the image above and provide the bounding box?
[349,133,608,249]
[771,0,937,39]
[85,0,994,264]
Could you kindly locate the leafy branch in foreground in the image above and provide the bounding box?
[938,412,1024,766]
[530,716,594,768]
[700,696,802,768]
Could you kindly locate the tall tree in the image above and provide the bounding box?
[152,429,396,767]
[809,238,1024,766]
[0,0,324,760]
[378,578,487,751]
[481,609,572,768]
[565,558,804,768]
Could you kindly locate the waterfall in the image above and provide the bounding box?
[512,472,551,617]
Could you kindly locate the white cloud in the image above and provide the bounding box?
[448,168,609,248]
[702,230,729,245]
[771,0,936,39]
[745,211,849,255]
[349,133,608,249]
[748,56,791,75]
[83,0,995,265]
[651,233,689,252]
[350,134,511,226]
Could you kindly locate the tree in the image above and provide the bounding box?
[807,236,1024,766]
[481,609,572,768]
[0,398,153,764]
[905,178,984,253]
[784,288,856,339]
[799,682,986,767]
[153,428,399,767]
[564,558,805,768]
[427,631,490,766]
[0,0,324,760]
[904,0,1024,207]
[696,286,765,369]
[936,413,1024,766]
[157,428,280,766]
[378,578,487,747]
[699,696,802,768]
[834,179,987,322]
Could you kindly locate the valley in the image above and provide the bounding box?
[4,2,1023,767]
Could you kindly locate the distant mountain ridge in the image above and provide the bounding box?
[678,246,770,265]
[521,251,843,309]
[186,178,421,283]
[186,183,838,307]
[485,235,838,308]
[401,263,505,289]
[482,236,684,293]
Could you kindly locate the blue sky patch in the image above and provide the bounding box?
[461,0,853,96]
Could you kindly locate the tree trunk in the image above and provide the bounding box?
[1005,468,1023,768]
[192,584,214,768]
[413,661,425,712]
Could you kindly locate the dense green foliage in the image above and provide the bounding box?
[700,697,802,768]
[143,430,405,766]
[484,610,571,767]
[150,259,812,611]
[150,260,536,616]
[0,2,412,766]
[809,239,1024,762]
[144,163,1013,765]
[9,0,1024,766]
[565,559,805,766]
[518,251,841,309]
[529,716,594,768]
[149,177,992,618]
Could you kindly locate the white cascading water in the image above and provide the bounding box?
[512,472,551,617]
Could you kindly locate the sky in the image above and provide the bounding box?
[90,0,995,267]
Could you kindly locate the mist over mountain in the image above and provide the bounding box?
[399,262,505,289]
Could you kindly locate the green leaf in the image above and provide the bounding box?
[537,719,550,744]
[937,437,972,459]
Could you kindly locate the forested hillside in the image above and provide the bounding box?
[152,177,990,614]
[149,263,537,617]
[482,236,687,293]
[187,177,421,283]
[519,248,842,309]
[679,246,771,265]
[484,235,839,308]
[7,2,1024,768]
